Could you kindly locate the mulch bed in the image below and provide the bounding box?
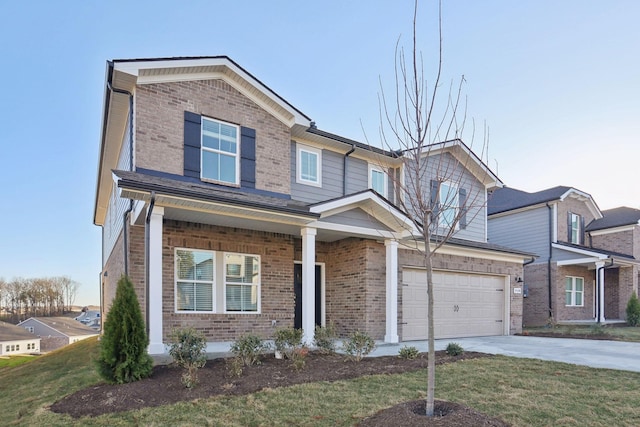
[50,350,503,426]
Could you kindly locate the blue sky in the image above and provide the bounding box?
[1,1,638,305]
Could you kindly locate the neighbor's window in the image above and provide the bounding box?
[175,249,215,312]
[369,166,387,196]
[5,345,8,352]
[570,213,581,244]
[225,253,260,312]
[439,181,459,228]
[296,144,322,186]
[201,117,239,185]
[25,326,34,333]
[565,276,584,306]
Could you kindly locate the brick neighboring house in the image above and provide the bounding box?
[0,321,40,355]
[488,186,640,326]
[94,56,532,355]
[17,317,99,352]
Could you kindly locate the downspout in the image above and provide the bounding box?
[343,144,356,196]
[546,203,553,321]
[144,191,156,336]
[107,82,134,276]
[596,258,615,324]
[521,257,535,298]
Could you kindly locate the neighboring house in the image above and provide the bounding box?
[93,56,532,355]
[488,186,640,326]
[18,317,99,352]
[0,321,40,355]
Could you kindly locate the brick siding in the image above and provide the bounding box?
[135,80,291,194]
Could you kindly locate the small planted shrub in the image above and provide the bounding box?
[291,346,309,371]
[343,331,375,362]
[96,275,153,384]
[398,345,420,360]
[230,334,269,366]
[445,342,464,356]
[168,327,207,388]
[273,327,303,360]
[627,291,640,327]
[313,324,337,354]
[590,323,606,336]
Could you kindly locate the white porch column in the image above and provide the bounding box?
[384,239,399,343]
[301,227,317,345]
[596,261,606,323]
[148,206,165,354]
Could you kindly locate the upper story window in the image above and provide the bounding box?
[25,326,34,333]
[201,117,240,185]
[369,165,387,196]
[296,144,322,187]
[175,249,215,312]
[569,212,582,244]
[439,181,459,228]
[565,276,584,306]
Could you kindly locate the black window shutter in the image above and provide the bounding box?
[240,126,256,188]
[184,111,201,178]
[567,212,573,243]
[430,180,440,224]
[579,216,585,245]
[459,188,467,230]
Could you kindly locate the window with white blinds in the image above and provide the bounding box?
[175,249,215,312]
[224,253,260,312]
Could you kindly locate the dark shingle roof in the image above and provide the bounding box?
[488,186,573,215]
[22,317,98,337]
[114,169,317,217]
[586,207,640,232]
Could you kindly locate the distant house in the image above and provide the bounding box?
[0,321,40,355]
[17,317,98,352]
[488,186,640,326]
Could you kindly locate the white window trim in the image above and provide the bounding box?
[565,276,585,307]
[223,252,261,314]
[439,180,459,231]
[200,116,241,186]
[296,144,322,187]
[174,248,216,314]
[570,213,581,244]
[368,164,387,197]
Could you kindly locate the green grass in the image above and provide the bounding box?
[525,324,640,342]
[3,338,640,426]
[0,354,38,368]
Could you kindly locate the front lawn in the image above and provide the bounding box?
[3,337,640,426]
[524,324,640,342]
[0,354,38,368]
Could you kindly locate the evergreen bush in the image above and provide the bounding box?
[273,327,303,359]
[343,330,375,362]
[445,342,464,356]
[96,275,153,384]
[313,324,337,354]
[627,291,640,327]
[230,334,269,366]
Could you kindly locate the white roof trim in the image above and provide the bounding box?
[552,243,610,259]
[588,225,636,236]
[560,188,602,219]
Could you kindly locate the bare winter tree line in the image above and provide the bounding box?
[0,276,79,323]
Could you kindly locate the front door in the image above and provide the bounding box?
[294,264,322,329]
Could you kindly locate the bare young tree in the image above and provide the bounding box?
[377,0,488,417]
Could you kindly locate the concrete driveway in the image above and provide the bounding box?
[369,335,640,372]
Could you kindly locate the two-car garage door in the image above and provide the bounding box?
[402,268,507,340]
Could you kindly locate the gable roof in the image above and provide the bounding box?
[488,185,601,218]
[18,317,98,338]
[586,207,640,232]
[0,321,39,342]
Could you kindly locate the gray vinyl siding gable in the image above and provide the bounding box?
[404,151,486,242]
[320,207,394,231]
[488,206,550,261]
[291,142,344,203]
[18,320,65,339]
[345,156,368,195]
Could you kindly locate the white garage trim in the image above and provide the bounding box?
[401,267,510,340]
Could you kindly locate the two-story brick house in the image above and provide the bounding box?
[488,186,640,326]
[94,56,530,354]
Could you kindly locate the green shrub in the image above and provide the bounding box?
[168,327,207,388]
[96,275,153,384]
[343,331,375,362]
[590,323,606,335]
[291,346,309,371]
[627,292,640,326]
[445,342,464,356]
[230,334,269,366]
[313,324,337,354]
[273,327,303,359]
[398,345,420,360]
